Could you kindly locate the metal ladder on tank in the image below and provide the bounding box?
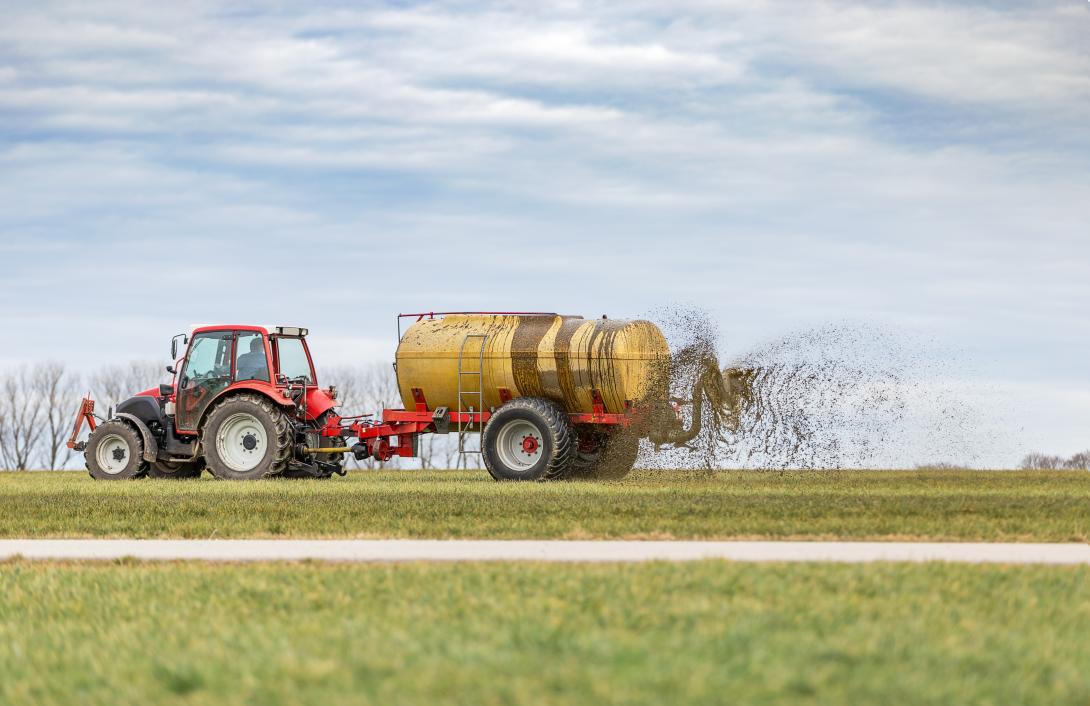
[457,334,488,454]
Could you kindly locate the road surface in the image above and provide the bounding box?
[2,539,1090,564]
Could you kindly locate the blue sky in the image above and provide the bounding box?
[0,0,1087,462]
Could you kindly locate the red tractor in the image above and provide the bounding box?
[70,325,349,480]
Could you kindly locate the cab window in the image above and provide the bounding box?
[275,337,314,384]
[235,332,270,382]
[182,332,232,381]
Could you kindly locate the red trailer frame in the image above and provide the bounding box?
[318,311,644,462]
[319,386,638,461]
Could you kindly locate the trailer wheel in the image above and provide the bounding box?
[482,397,574,481]
[202,394,292,480]
[571,430,639,480]
[147,459,205,479]
[86,420,148,480]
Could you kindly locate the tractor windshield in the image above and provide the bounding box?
[183,332,232,379]
[275,337,314,384]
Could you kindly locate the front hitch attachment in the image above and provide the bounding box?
[66,397,99,452]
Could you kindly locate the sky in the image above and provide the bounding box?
[0,0,1087,463]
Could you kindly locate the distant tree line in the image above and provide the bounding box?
[0,361,476,471]
[0,361,164,471]
[1020,451,1090,471]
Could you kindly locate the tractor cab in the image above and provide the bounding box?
[171,325,319,433]
[170,322,322,433]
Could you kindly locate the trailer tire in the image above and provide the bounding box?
[147,459,205,479]
[86,420,148,480]
[571,430,639,480]
[202,394,292,480]
[482,397,574,481]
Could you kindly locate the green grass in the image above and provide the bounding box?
[1,560,1088,705]
[1,469,1088,541]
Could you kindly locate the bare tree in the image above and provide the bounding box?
[914,462,969,471]
[363,362,399,412]
[417,431,434,469]
[437,433,461,470]
[33,362,80,470]
[322,362,402,469]
[0,368,45,470]
[0,377,7,469]
[417,433,461,470]
[1064,451,1090,470]
[89,360,168,414]
[1021,452,1066,470]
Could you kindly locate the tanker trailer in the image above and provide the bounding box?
[393,312,708,480]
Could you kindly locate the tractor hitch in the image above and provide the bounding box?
[66,397,98,452]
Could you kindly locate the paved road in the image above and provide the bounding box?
[2,539,1090,564]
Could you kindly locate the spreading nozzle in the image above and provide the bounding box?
[647,345,755,448]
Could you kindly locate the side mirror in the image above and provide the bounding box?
[170,333,188,360]
[166,365,176,375]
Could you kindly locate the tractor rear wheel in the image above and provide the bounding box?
[202,394,292,480]
[86,420,147,480]
[147,459,205,479]
[482,397,574,481]
[571,430,639,480]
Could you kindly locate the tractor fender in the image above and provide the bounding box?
[196,384,297,430]
[304,387,337,421]
[114,412,159,463]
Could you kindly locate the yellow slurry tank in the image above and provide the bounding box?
[395,314,670,416]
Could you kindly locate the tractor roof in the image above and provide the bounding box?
[189,325,308,336]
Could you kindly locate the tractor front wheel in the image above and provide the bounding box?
[482,397,574,481]
[202,394,292,480]
[86,420,147,480]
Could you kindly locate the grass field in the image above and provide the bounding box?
[1,469,1088,541]
[1,560,1088,706]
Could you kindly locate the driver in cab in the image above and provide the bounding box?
[236,338,269,382]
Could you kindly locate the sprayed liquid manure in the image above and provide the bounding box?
[641,307,999,470]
